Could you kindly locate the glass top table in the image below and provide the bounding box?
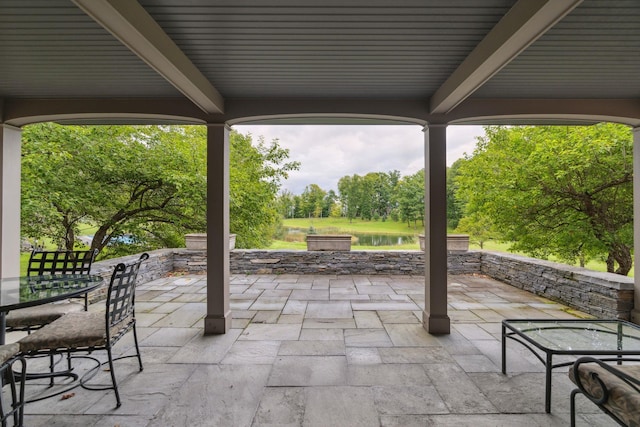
[502,319,640,413]
[0,274,104,344]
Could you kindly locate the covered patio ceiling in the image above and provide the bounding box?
[2,0,640,336]
[1,0,639,127]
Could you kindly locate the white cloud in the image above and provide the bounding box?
[234,124,484,194]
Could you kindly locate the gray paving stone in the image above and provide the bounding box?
[303,386,378,427]
[299,328,344,341]
[282,299,307,315]
[240,324,301,341]
[305,300,353,319]
[85,363,197,415]
[135,312,167,327]
[453,354,501,372]
[377,310,420,324]
[251,310,281,324]
[220,340,280,364]
[374,385,449,415]
[354,311,383,328]
[151,302,206,328]
[252,387,305,426]
[424,363,497,414]
[303,318,357,329]
[168,329,242,363]
[346,347,383,365]
[268,356,347,386]
[140,327,201,347]
[289,289,329,300]
[279,340,345,356]
[379,347,453,364]
[452,323,496,340]
[278,314,304,324]
[250,296,288,311]
[356,284,394,294]
[344,328,393,347]
[152,365,270,427]
[352,301,420,311]
[348,364,431,386]
[385,323,442,346]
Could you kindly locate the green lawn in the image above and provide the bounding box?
[282,217,422,235]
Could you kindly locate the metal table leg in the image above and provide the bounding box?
[545,352,552,413]
[502,323,507,374]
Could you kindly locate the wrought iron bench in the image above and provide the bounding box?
[569,356,640,427]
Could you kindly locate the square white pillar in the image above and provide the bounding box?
[204,123,231,334]
[422,124,450,334]
[0,125,21,279]
[631,127,640,323]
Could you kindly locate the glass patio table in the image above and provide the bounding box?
[502,318,640,413]
[0,274,104,344]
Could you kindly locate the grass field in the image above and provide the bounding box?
[272,217,634,277]
[281,217,422,235]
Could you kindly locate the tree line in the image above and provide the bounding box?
[276,169,428,229]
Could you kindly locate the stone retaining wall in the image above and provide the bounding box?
[480,252,634,320]
[88,249,175,303]
[93,248,635,320]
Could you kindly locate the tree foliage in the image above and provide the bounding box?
[394,169,424,229]
[456,124,634,275]
[21,124,298,254]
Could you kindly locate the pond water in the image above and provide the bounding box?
[283,228,416,247]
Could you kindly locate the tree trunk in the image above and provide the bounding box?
[606,253,615,273]
[611,243,633,276]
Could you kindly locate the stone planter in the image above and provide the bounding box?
[419,234,469,252]
[185,233,236,250]
[306,234,352,251]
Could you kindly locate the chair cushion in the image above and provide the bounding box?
[569,362,640,426]
[0,343,20,365]
[18,312,133,353]
[6,301,84,328]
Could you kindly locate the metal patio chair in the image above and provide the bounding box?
[0,343,26,427]
[18,253,148,408]
[6,249,98,332]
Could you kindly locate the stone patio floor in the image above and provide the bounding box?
[8,273,619,426]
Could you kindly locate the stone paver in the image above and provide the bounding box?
[11,272,608,426]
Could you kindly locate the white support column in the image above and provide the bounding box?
[204,123,231,334]
[631,127,640,323]
[0,125,21,279]
[422,124,450,334]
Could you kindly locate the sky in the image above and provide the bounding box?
[234,124,486,194]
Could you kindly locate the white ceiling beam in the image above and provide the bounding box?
[430,0,583,115]
[72,0,224,114]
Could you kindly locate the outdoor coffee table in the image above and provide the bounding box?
[501,318,640,413]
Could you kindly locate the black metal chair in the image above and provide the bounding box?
[6,249,98,332]
[569,356,640,427]
[0,343,26,427]
[18,253,148,408]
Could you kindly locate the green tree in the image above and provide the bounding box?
[394,169,424,229]
[455,212,494,249]
[299,184,327,218]
[229,133,300,248]
[22,124,208,254]
[456,124,634,275]
[446,159,465,229]
[338,175,360,222]
[276,190,296,219]
[21,124,298,254]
